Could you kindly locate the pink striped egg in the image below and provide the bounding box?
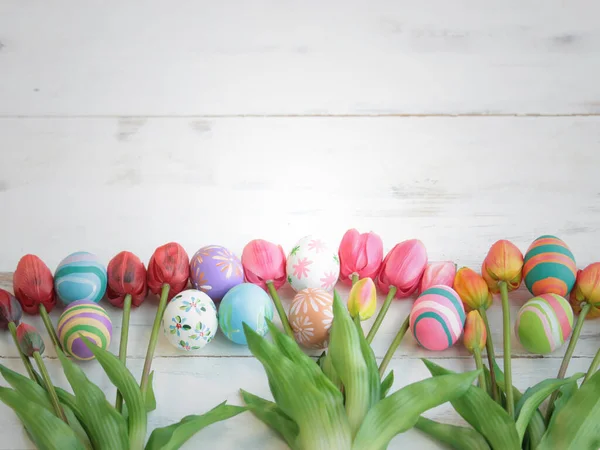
[409,285,466,351]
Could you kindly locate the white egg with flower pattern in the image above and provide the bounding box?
[162,289,218,351]
[286,236,340,292]
[288,288,334,349]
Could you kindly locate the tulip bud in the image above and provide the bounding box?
[106,251,148,308]
[454,267,493,312]
[464,310,487,354]
[16,323,45,357]
[481,240,524,293]
[242,239,287,291]
[147,242,190,300]
[338,229,384,284]
[376,239,428,298]
[570,263,600,318]
[13,255,57,315]
[419,261,456,293]
[0,289,22,329]
[348,277,377,320]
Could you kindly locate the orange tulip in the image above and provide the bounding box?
[570,263,600,318]
[454,267,492,312]
[481,240,523,293]
[464,310,487,354]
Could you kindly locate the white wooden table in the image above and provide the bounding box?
[1,1,599,448]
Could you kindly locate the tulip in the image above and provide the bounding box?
[464,311,487,392]
[348,277,377,321]
[13,255,61,351]
[0,289,36,381]
[141,242,190,397]
[338,229,384,285]
[367,239,427,344]
[107,251,148,412]
[17,323,66,422]
[242,239,293,338]
[419,261,456,293]
[482,239,523,418]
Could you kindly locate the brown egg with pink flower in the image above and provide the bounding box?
[288,288,334,349]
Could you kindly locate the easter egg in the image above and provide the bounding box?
[409,285,466,351]
[161,289,218,351]
[515,293,573,355]
[288,288,334,349]
[523,235,576,297]
[218,283,274,345]
[57,300,112,361]
[189,245,244,302]
[54,251,107,305]
[286,236,340,292]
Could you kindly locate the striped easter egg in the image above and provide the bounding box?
[409,285,466,351]
[57,299,112,361]
[523,235,576,297]
[515,293,573,355]
[54,251,107,305]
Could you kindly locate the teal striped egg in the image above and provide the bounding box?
[54,252,107,305]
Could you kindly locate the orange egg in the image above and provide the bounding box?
[288,288,333,349]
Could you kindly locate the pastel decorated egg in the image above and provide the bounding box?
[57,299,112,361]
[409,285,466,351]
[288,288,334,349]
[189,245,244,302]
[524,235,577,297]
[515,293,574,355]
[54,251,107,305]
[161,289,218,351]
[218,283,274,345]
[286,236,340,292]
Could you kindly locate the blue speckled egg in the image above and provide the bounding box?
[54,252,107,305]
[218,283,274,345]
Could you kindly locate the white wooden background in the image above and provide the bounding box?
[1,1,600,448]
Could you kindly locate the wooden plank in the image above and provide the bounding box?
[1,1,599,116]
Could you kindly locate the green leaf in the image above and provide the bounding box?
[57,349,129,450]
[320,351,343,391]
[354,309,381,410]
[423,359,520,450]
[240,389,298,449]
[537,369,600,450]
[145,401,246,450]
[352,369,481,450]
[415,416,491,450]
[547,380,578,430]
[514,373,584,443]
[0,387,85,450]
[381,370,394,399]
[145,370,157,412]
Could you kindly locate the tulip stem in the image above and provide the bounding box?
[498,281,514,419]
[33,351,67,423]
[545,303,591,422]
[39,305,61,352]
[140,283,170,397]
[583,344,600,384]
[8,321,37,382]
[266,281,294,339]
[473,348,487,393]
[378,314,409,377]
[351,273,359,286]
[366,286,397,344]
[478,307,500,403]
[115,294,132,412]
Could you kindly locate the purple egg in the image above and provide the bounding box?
[189,245,244,301]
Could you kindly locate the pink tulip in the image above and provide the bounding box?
[376,239,428,298]
[338,229,384,284]
[419,261,456,293]
[242,239,287,291]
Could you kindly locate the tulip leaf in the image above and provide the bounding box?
[423,359,520,450]
[547,381,578,429]
[0,386,85,450]
[354,309,381,410]
[415,416,491,450]
[145,401,246,450]
[381,370,394,399]
[240,389,299,450]
[145,370,157,412]
[351,369,480,450]
[320,351,343,391]
[536,369,600,450]
[57,349,129,450]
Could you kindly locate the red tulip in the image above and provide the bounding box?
[242,239,287,291]
[376,239,428,298]
[338,229,383,284]
[13,255,57,314]
[16,323,45,357]
[0,289,22,330]
[147,242,189,301]
[107,251,148,308]
[419,261,456,293]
